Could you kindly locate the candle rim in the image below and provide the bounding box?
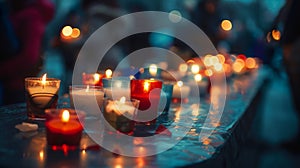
[25,77,61,82]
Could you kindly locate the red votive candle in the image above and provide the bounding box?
[45,109,85,147]
[82,73,104,86]
[130,79,162,124]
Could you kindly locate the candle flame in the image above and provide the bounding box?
[39,151,44,160]
[129,75,135,80]
[62,110,70,123]
[94,73,100,82]
[120,96,126,104]
[85,85,90,92]
[105,69,113,78]
[177,81,183,87]
[194,74,202,82]
[149,64,158,76]
[41,73,47,85]
[143,81,150,92]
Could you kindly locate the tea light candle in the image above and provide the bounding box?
[172,81,191,98]
[82,73,104,86]
[45,109,85,147]
[103,97,139,134]
[69,85,104,117]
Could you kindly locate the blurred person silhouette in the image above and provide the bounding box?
[281,0,300,151]
[0,0,54,105]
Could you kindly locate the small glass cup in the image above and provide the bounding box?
[130,79,162,125]
[103,98,139,134]
[102,77,131,99]
[69,85,104,118]
[25,77,60,120]
[45,108,85,148]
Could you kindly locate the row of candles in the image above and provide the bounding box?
[23,53,259,148]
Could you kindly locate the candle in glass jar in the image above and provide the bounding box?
[45,109,85,147]
[69,85,104,117]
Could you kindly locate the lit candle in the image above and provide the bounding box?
[130,79,162,125]
[25,74,61,119]
[45,109,85,147]
[172,81,191,100]
[149,64,158,77]
[103,97,139,134]
[105,69,113,78]
[69,85,104,117]
[82,73,104,86]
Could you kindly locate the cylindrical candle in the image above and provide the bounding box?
[130,79,162,124]
[25,74,61,120]
[69,85,104,118]
[45,108,85,147]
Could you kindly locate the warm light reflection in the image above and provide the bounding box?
[149,64,158,76]
[272,29,281,41]
[105,69,113,78]
[186,59,195,64]
[179,63,188,73]
[136,157,145,168]
[129,75,135,80]
[202,138,211,145]
[71,28,80,38]
[62,110,70,123]
[62,26,73,37]
[191,64,200,74]
[39,151,44,161]
[194,74,202,82]
[221,19,232,31]
[245,57,256,69]
[211,56,219,65]
[41,73,47,85]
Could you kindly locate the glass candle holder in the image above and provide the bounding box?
[103,97,139,134]
[102,77,131,99]
[158,83,174,113]
[25,77,61,120]
[130,79,162,125]
[45,108,85,148]
[82,73,104,86]
[69,85,104,118]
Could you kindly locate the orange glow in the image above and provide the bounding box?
[191,64,200,74]
[186,59,195,64]
[143,81,150,92]
[232,59,245,73]
[62,26,73,37]
[217,54,225,64]
[136,157,145,168]
[202,138,211,145]
[272,29,281,41]
[41,73,47,85]
[105,69,113,78]
[221,20,232,31]
[223,63,232,75]
[71,28,80,38]
[62,110,70,123]
[245,57,256,69]
[205,69,213,77]
[39,151,44,160]
[237,54,247,60]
